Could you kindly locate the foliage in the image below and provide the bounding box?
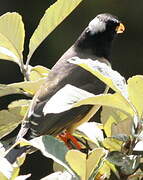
[0,0,143,180]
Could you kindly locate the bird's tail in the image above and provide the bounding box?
[5,146,27,164]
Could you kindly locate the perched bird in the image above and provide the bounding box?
[5,13,125,163]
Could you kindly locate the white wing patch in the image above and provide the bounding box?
[43,84,94,115]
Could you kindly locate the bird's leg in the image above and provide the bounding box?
[58,130,82,150]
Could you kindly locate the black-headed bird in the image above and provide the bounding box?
[5,13,125,163]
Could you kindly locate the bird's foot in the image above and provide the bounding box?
[58,131,82,150]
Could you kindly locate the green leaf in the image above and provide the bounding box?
[69,57,128,98]
[27,0,83,61]
[29,135,76,177]
[0,84,24,97]
[0,12,25,64]
[0,100,30,138]
[101,106,133,137]
[107,151,126,166]
[127,75,143,118]
[107,152,140,175]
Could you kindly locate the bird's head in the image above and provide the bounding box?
[88,13,125,35]
[75,13,125,59]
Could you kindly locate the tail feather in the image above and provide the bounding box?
[5,146,27,164]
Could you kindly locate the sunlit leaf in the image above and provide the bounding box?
[9,78,46,96]
[41,171,73,180]
[0,12,25,64]
[27,0,83,61]
[101,106,133,137]
[127,75,143,118]
[97,160,111,179]
[43,84,133,116]
[66,150,86,179]
[0,156,13,179]
[29,65,50,81]
[0,100,30,138]
[76,122,104,145]
[43,84,94,115]
[15,174,31,180]
[69,57,128,98]
[98,160,119,179]
[66,148,106,180]
[87,148,106,179]
[75,93,134,117]
[102,138,122,151]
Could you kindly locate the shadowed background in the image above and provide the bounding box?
[0,0,142,179]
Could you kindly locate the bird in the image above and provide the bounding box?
[5,13,125,163]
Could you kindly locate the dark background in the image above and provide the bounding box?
[0,0,143,179]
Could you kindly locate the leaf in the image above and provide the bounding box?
[8,78,46,96]
[29,65,50,81]
[0,12,25,64]
[76,122,104,145]
[101,106,133,137]
[27,0,83,61]
[127,75,143,118]
[66,150,86,179]
[0,84,24,97]
[69,57,128,98]
[0,156,13,179]
[0,100,30,138]
[14,174,31,180]
[98,160,119,179]
[43,84,94,115]
[66,148,106,180]
[41,171,75,180]
[75,93,134,117]
[107,151,126,166]
[102,138,122,151]
[107,152,140,175]
[29,136,76,177]
[43,84,133,116]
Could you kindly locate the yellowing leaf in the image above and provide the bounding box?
[101,106,133,137]
[87,148,106,179]
[98,161,111,179]
[29,65,50,81]
[75,93,134,117]
[0,84,23,97]
[66,150,86,180]
[0,12,25,64]
[69,58,128,98]
[102,138,122,151]
[0,34,19,63]
[27,0,83,61]
[127,75,143,118]
[0,100,30,138]
[8,78,46,95]
[66,148,106,180]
